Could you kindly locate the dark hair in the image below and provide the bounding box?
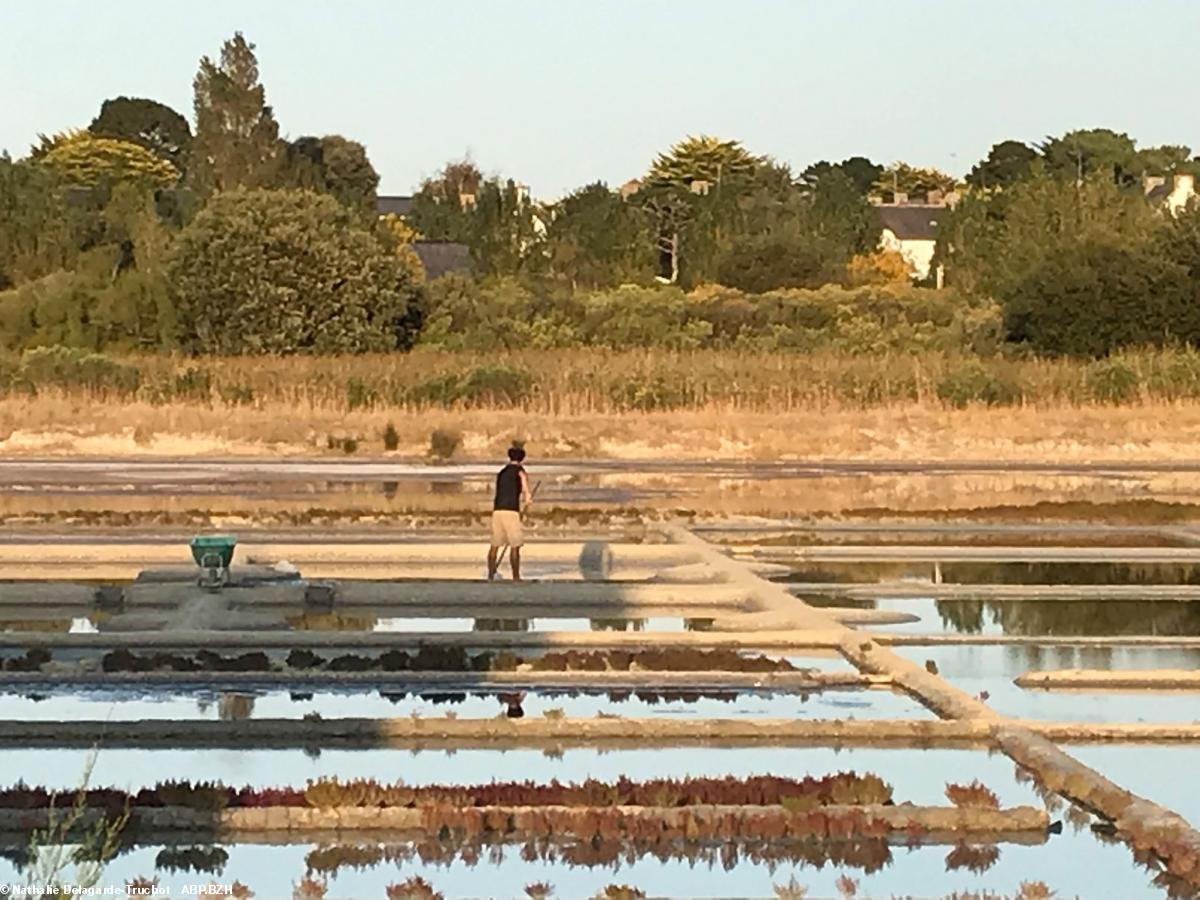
[508,446,526,462]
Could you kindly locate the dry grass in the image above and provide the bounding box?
[4,349,1200,462]
[5,397,1200,464]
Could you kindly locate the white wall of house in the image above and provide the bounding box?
[879,228,936,279]
[1167,175,1197,215]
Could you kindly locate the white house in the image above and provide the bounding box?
[1144,174,1196,214]
[874,199,947,282]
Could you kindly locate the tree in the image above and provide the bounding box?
[544,182,654,288]
[873,162,958,201]
[36,131,179,191]
[0,158,80,288]
[408,159,483,244]
[468,178,543,277]
[1039,128,1138,185]
[715,231,836,292]
[1135,144,1198,176]
[285,135,379,212]
[714,171,877,292]
[1004,242,1196,356]
[800,156,882,195]
[938,170,1162,296]
[169,188,423,354]
[639,135,764,284]
[89,97,192,173]
[189,33,283,196]
[966,140,1038,189]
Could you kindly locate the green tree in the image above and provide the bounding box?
[715,170,876,291]
[169,188,422,354]
[938,170,1162,296]
[544,182,654,288]
[800,156,882,195]
[0,158,80,288]
[639,135,764,283]
[408,159,483,244]
[285,135,380,212]
[873,162,958,201]
[646,135,762,190]
[1005,242,1196,356]
[36,131,179,191]
[1135,144,1198,176]
[189,33,283,196]
[1039,128,1139,184]
[966,140,1038,189]
[468,178,543,276]
[89,97,193,173]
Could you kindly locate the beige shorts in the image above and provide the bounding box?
[491,510,523,548]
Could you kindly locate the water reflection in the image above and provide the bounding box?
[935,599,1200,636]
[217,693,255,721]
[782,561,1200,587]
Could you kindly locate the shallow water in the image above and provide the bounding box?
[0,745,1162,897]
[779,560,1200,586]
[897,644,1200,723]
[0,684,930,722]
[0,834,1158,900]
[372,616,706,633]
[813,595,1200,637]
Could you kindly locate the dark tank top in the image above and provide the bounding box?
[494,463,524,511]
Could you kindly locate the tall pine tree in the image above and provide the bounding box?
[189,33,282,196]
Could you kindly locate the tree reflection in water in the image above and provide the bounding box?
[936,599,1200,636]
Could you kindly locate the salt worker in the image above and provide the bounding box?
[487,445,532,582]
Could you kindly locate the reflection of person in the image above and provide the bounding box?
[499,691,526,718]
[487,446,532,581]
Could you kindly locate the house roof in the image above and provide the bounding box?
[874,205,944,241]
[1146,183,1173,204]
[413,241,472,280]
[377,195,414,216]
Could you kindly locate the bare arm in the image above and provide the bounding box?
[519,470,533,509]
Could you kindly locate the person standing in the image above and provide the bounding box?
[487,445,532,581]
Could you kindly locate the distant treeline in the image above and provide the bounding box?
[2,32,1200,358]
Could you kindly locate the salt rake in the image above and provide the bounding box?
[493,480,540,578]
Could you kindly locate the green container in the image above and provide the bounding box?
[190,535,237,569]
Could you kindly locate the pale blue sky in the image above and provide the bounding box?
[4,0,1198,198]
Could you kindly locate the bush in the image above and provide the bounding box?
[346,377,379,411]
[383,423,400,452]
[1004,243,1200,356]
[429,429,461,460]
[170,188,423,354]
[171,367,212,403]
[18,346,140,396]
[936,361,1023,408]
[608,374,697,411]
[404,365,533,408]
[219,383,255,406]
[412,278,1001,356]
[1085,359,1141,404]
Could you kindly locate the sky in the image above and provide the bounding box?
[4,0,1199,199]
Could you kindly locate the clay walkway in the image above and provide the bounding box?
[669,524,1200,878]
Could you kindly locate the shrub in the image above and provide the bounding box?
[1004,242,1200,356]
[346,377,379,411]
[19,346,140,396]
[1085,359,1140,404]
[171,367,212,403]
[383,423,400,452]
[935,360,1022,408]
[405,365,533,408]
[219,383,255,406]
[170,188,423,354]
[608,373,697,411]
[429,429,461,460]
